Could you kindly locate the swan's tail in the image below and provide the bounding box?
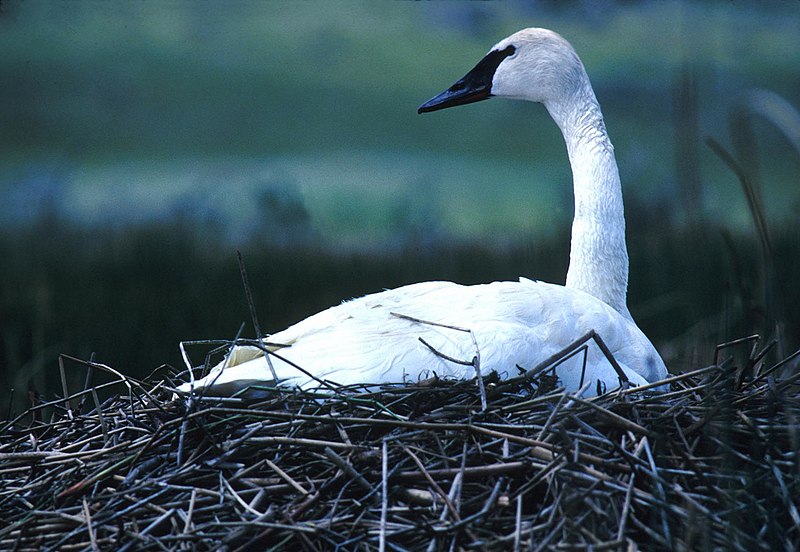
[175,343,307,397]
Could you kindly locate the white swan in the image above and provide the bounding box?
[177,28,667,397]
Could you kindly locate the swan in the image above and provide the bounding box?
[177,28,667,398]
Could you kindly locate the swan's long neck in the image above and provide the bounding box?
[546,80,632,320]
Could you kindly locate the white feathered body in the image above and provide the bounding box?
[177,28,671,398]
[180,278,666,396]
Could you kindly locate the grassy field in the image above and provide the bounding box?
[2,209,798,413]
[1,1,799,409]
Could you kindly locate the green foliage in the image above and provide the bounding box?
[2,206,798,413]
[1,2,799,411]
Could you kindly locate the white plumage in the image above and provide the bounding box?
[178,28,668,398]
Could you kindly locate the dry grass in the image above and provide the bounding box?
[1,337,799,551]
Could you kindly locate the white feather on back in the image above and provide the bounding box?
[180,278,665,397]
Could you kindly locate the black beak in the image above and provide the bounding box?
[418,45,515,114]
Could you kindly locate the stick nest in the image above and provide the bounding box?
[1,338,799,551]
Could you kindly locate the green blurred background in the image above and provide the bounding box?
[1,1,799,411]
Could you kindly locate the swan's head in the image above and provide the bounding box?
[418,28,585,113]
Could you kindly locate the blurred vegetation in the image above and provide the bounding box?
[3,204,798,414]
[1,1,799,411]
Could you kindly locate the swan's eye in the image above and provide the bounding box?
[502,45,517,58]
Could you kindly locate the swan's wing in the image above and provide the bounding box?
[178,282,472,392]
[178,279,666,396]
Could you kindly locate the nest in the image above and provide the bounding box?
[1,337,799,551]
